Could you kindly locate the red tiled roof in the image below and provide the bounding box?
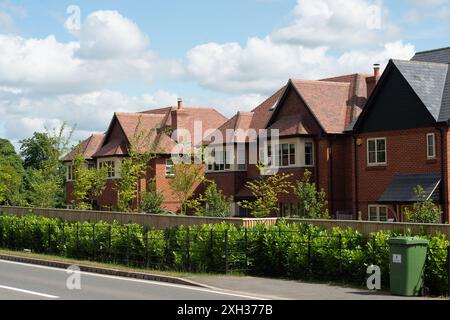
[290,80,352,134]
[63,133,105,161]
[267,113,309,136]
[250,86,287,130]
[92,139,128,158]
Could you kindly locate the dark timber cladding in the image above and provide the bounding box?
[356,63,437,133]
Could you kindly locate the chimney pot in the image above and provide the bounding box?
[373,64,381,78]
[177,98,183,110]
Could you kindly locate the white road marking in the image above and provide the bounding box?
[0,259,267,300]
[0,285,59,299]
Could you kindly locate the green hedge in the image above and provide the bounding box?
[0,214,448,295]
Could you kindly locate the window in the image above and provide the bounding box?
[268,143,296,167]
[99,160,116,178]
[207,147,245,172]
[368,205,388,222]
[367,138,386,166]
[427,133,436,159]
[165,159,174,177]
[67,164,74,181]
[304,142,314,166]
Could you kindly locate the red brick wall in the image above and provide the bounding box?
[355,127,444,221]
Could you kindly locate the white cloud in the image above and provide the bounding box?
[271,0,401,48]
[186,0,415,94]
[0,89,182,146]
[74,10,150,60]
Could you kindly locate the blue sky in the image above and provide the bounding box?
[1,0,450,146]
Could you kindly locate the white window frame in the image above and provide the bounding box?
[304,142,314,167]
[206,145,247,173]
[165,159,175,177]
[66,164,74,181]
[368,205,388,222]
[367,138,387,166]
[98,159,117,179]
[427,133,436,160]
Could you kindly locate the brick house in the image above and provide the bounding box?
[352,47,450,223]
[204,71,379,217]
[63,100,228,211]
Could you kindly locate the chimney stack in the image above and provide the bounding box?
[373,64,381,78]
[177,98,183,110]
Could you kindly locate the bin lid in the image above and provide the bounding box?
[387,237,429,245]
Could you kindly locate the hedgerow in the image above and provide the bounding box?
[0,214,448,295]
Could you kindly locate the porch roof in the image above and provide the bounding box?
[378,173,441,204]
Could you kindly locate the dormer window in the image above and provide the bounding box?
[269,98,279,112]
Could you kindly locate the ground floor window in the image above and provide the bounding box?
[368,205,388,222]
[279,203,298,217]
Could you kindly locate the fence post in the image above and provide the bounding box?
[76,223,79,257]
[447,246,450,296]
[186,227,190,272]
[224,230,229,274]
[61,221,65,256]
[108,225,112,263]
[0,219,3,249]
[126,225,130,266]
[338,234,342,274]
[244,228,248,274]
[307,227,312,275]
[372,235,377,265]
[209,229,213,271]
[47,224,51,254]
[144,227,149,268]
[92,224,96,260]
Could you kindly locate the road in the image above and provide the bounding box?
[0,260,265,300]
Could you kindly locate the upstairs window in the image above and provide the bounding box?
[67,164,74,181]
[165,159,175,177]
[268,143,296,167]
[207,147,245,172]
[304,142,314,166]
[99,160,116,178]
[427,133,436,159]
[367,138,386,166]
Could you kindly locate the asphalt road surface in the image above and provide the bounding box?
[0,260,265,300]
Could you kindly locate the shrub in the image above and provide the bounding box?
[0,213,448,295]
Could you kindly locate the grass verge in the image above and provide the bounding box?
[0,248,244,279]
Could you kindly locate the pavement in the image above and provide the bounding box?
[187,276,438,300]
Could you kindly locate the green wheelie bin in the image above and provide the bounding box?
[387,237,429,296]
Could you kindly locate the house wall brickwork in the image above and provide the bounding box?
[354,127,446,221]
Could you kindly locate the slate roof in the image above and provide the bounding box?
[392,59,448,121]
[409,47,450,123]
[412,46,450,64]
[378,173,441,203]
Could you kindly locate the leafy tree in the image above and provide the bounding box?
[187,180,233,217]
[71,154,108,210]
[115,119,159,212]
[169,162,205,215]
[140,178,164,214]
[293,170,329,219]
[0,139,25,205]
[25,168,62,208]
[404,186,442,224]
[238,168,293,218]
[20,132,57,170]
[23,124,74,208]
